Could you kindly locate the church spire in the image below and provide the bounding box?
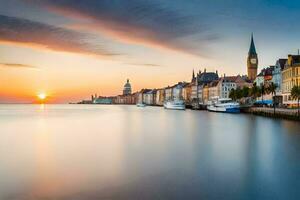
[192,69,195,79]
[249,33,257,55]
[191,69,196,82]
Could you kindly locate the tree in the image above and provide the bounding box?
[291,85,300,117]
[250,83,260,100]
[267,82,278,114]
[229,89,237,101]
[260,84,266,105]
[241,86,250,98]
[236,88,243,100]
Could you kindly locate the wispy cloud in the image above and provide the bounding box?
[0,62,38,69]
[0,14,119,57]
[27,0,219,56]
[125,63,161,67]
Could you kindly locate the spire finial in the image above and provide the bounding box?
[249,33,257,55]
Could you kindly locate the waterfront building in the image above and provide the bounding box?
[173,82,188,100]
[207,76,237,100]
[137,91,143,104]
[207,75,249,101]
[264,66,274,86]
[138,89,151,104]
[191,84,198,100]
[197,69,219,85]
[202,85,210,104]
[282,54,300,105]
[254,66,274,87]
[93,96,113,104]
[235,75,253,89]
[190,69,219,105]
[218,76,238,99]
[144,90,157,105]
[155,88,165,106]
[197,85,204,104]
[272,59,287,92]
[114,92,138,104]
[208,80,219,100]
[164,86,173,101]
[254,70,265,86]
[78,100,93,104]
[247,34,258,81]
[123,79,132,95]
[182,83,193,105]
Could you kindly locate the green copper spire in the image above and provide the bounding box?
[249,33,257,55]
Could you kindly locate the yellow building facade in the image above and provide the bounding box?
[282,55,300,105]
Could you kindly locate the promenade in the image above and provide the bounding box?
[244,107,300,120]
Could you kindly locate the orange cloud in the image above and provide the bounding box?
[28,1,218,57]
[0,15,120,58]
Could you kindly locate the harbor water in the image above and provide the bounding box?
[0,104,300,200]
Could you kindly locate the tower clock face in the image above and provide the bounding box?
[250,58,257,64]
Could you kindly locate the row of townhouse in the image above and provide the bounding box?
[190,69,252,106]
[255,54,300,106]
[137,82,191,106]
[196,75,251,105]
[137,70,252,107]
[87,70,252,107]
[113,93,138,104]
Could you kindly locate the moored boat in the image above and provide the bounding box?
[136,103,146,107]
[207,98,240,113]
[164,100,185,110]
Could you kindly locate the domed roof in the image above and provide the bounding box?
[123,79,132,95]
[124,79,131,87]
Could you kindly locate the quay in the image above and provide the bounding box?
[242,107,300,121]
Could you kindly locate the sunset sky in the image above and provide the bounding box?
[1,0,300,103]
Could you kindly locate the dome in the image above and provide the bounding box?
[123,79,132,95]
[124,79,131,88]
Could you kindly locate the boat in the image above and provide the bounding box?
[207,98,240,113]
[164,100,185,110]
[136,103,146,107]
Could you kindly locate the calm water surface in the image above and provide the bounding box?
[0,104,300,200]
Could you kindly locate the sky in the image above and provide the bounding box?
[1,0,300,103]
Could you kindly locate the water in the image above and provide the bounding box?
[0,104,300,200]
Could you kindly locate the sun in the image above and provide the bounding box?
[37,93,47,100]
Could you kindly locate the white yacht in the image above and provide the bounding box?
[207,98,240,113]
[136,103,146,107]
[164,100,185,110]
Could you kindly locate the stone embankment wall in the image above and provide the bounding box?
[242,107,300,121]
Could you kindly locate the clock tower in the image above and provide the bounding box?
[247,34,258,81]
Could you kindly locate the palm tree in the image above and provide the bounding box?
[267,82,278,114]
[291,85,300,117]
[260,84,266,106]
[250,83,260,103]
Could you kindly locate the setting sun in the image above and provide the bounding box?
[37,93,47,100]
